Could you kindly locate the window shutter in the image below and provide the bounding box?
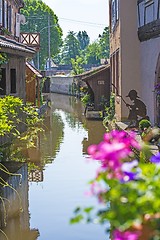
[8,5,11,32]
[4,0,7,28]
[15,13,20,37]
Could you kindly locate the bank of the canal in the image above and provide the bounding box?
[28,94,110,240]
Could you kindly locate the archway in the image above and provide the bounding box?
[155,53,160,126]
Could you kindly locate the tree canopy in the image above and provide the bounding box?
[21,0,63,69]
[20,0,110,70]
[55,28,110,67]
[60,31,80,65]
[77,31,90,50]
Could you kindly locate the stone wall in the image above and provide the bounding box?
[50,76,74,95]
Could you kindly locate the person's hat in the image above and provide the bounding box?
[126,89,140,98]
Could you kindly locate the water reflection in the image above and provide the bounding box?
[0,93,109,240]
[0,162,39,240]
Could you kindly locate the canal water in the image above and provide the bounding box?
[1,93,110,240]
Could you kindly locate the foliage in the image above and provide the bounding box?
[103,93,115,128]
[0,96,45,239]
[0,53,8,66]
[98,27,110,60]
[139,119,151,131]
[70,129,160,239]
[81,94,93,106]
[60,31,81,65]
[85,41,101,64]
[77,31,90,50]
[0,96,43,160]
[71,56,85,75]
[56,27,110,65]
[20,0,63,69]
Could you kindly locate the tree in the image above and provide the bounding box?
[71,56,86,75]
[85,41,101,64]
[20,0,63,69]
[77,31,90,50]
[98,27,110,60]
[60,31,81,64]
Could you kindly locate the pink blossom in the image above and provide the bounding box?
[113,229,141,240]
[87,130,141,179]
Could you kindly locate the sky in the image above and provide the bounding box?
[43,0,109,42]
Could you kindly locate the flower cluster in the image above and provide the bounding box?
[113,229,141,240]
[87,130,141,181]
[87,130,160,239]
[71,129,160,240]
[154,83,160,95]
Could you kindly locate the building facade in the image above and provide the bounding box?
[109,0,160,125]
[0,0,35,100]
[109,0,142,122]
[137,0,160,125]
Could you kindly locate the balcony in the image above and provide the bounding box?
[137,0,160,41]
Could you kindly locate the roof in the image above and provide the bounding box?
[75,64,110,81]
[0,35,36,56]
[26,62,42,78]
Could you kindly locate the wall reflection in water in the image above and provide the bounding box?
[0,162,39,240]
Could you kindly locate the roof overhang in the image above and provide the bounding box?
[75,64,110,82]
[26,62,42,78]
[0,36,36,57]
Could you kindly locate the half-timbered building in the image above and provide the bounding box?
[0,0,35,100]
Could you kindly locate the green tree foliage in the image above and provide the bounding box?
[85,41,101,64]
[55,27,110,66]
[60,31,80,64]
[77,31,90,50]
[20,0,63,69]
[98,27,110,59]
[71,56,86,75]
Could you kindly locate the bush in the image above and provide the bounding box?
[139,119,151,131]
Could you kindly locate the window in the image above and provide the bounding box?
[145,0,154,6]
[111,0,119,31]
[111,50,119,94]
[0,68,6,95]
[0,0,2,26]
[158,0,160,19]
[10,69,16,93]
[144,0,154,24]
[4,0,7,28]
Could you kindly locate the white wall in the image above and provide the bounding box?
[140,37,160,124]
[50,76,74,95]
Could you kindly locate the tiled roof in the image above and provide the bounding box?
[0,35,35,54]
[75,64,110,81]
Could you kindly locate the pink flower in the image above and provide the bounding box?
[87,130,141,179]
[113,229,141,240]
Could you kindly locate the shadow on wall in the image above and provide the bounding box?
[125,89,149,127]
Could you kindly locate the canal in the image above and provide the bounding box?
[0,93,110,240]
